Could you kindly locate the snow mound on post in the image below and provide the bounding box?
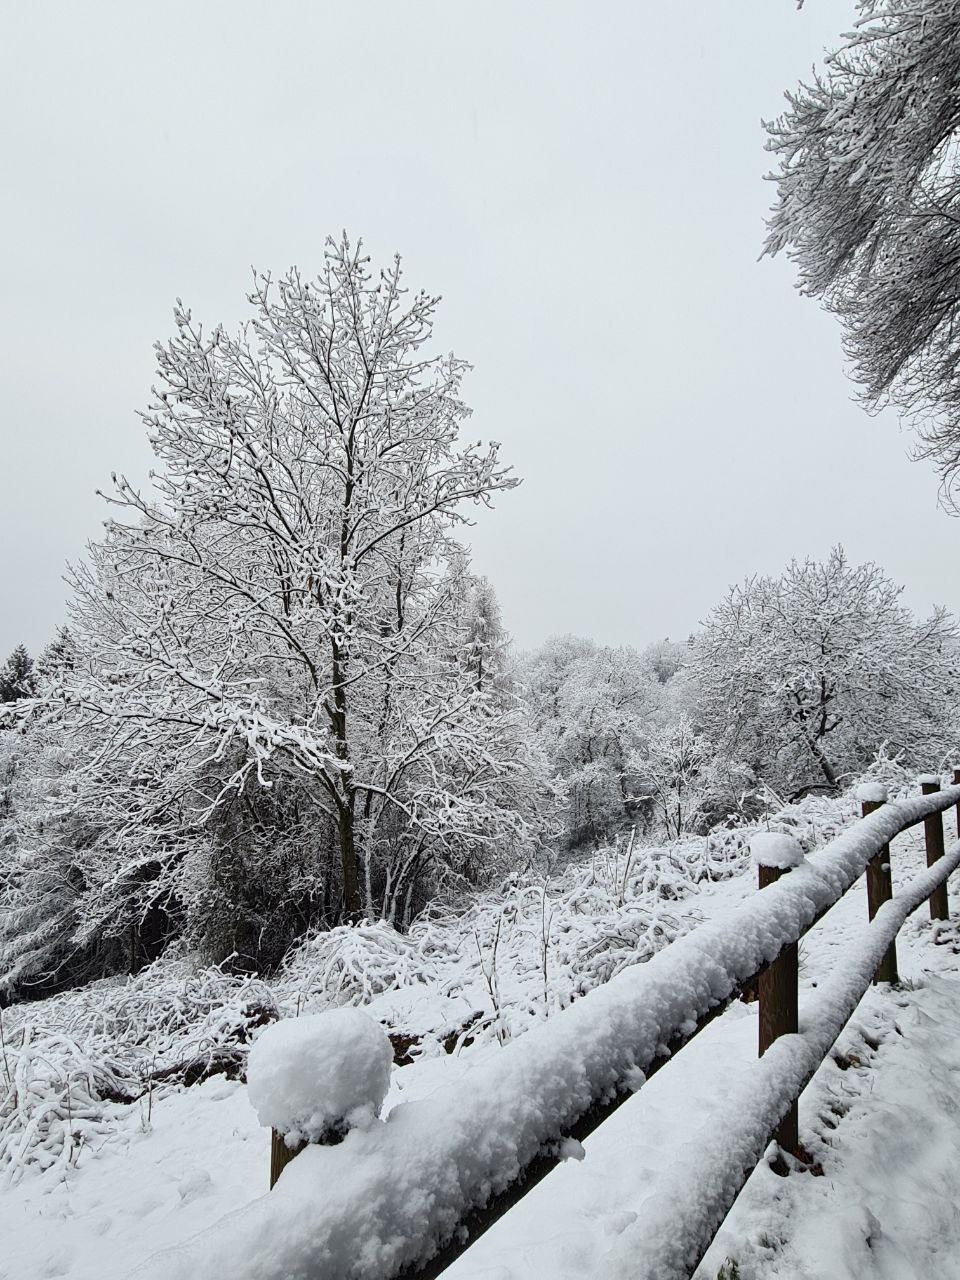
[855,782,888,804]
[918,773,941,787]
[749,832,804,870]
[247,1009,393,1142]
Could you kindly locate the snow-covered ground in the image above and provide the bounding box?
[3,790,960,1280]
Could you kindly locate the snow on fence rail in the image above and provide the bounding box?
[138,774,960,1280]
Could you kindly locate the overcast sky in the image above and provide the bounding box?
[1,2,956,659]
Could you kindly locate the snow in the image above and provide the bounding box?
[712,976,960,1280]
[127,784,960,1280]
[0,1073,264,1280]
[917,773,941,787]
[5,781,960,1280]
[246,1010,393,1144]
[854,782,888,804]
[750,832,805,869]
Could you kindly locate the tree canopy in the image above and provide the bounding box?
[0,645,36,703]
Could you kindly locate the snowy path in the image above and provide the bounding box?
[3,827,960,1280]
[707,975,960,1280]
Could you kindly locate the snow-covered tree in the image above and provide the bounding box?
[0,645,37,703]
[460,575,509,697]
[521,637,663,846]
[0,694,198,996]
[58,235,547,922]
[629,712,754,840]
[694,547,958,796]
[764,1,960,504]
[35,626,76,683]
[632,715,709,840]
[0,724,99,996]
[643,637,687,686]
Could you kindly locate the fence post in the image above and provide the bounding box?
[270,1131,307,1188]
[249,1010,394,1192]
[954,767,960,840]
[859,786,898,984]
[752,834,801,1156]
[920,776,950,921]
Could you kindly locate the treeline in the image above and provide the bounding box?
[3,543,955,1000]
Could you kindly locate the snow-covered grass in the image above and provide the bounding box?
[0,961,277,1186]
[3,766,954,1280]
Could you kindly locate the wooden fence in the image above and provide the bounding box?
[412,772,960,1277]
[244,772,960,1280]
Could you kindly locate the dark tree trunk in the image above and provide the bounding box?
[338,796,361,918]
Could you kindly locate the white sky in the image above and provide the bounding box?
[1,2,956,659]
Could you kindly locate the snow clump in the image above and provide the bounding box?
[749,832,804,870]
[855,782,888,804]
[247,1009,393,1143]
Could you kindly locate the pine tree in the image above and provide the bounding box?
[36,626,75,682]
[0,644,37,703]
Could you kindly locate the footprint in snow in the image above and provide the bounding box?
[178,1169,213,1203]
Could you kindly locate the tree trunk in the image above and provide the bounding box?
[805,732,838,789]
[329,630,362,919]
[814,750,838,788]
[338,798,361,918]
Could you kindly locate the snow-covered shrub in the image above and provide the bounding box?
[565,902,687,991]
[280,922,442,1010]
[853,748,931,803]
[708,785,860,863]
[0,1021,136,1186]
[0,957,277,1182]
[247,1010,393,1143]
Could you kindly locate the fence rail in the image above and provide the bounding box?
[142,773,960,1280]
